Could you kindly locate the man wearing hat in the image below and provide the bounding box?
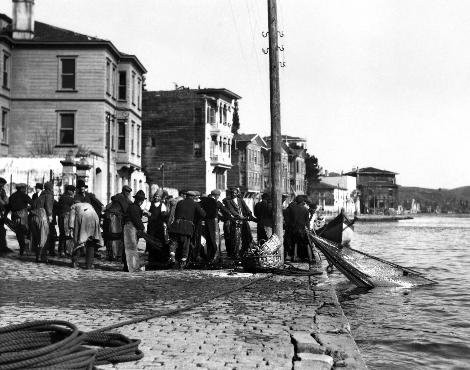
[147,189,170,269]
[5,183,32,255]
[32,183,43,201]
[0,177,8,254]
[199,189,231,264]
[57,185,75,257]
[74,179,103,217]
[29,181,54,262]
[223,187,254,258]
[123,190,146,272]
[103,185,133,261]
[285,195,312,262]
[168,191,206,269]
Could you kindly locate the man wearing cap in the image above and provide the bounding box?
[104,185,133,261]
[224,188,254,258]
[123,190,146,272]
[147,189,170,269]
[5,183,32,255]
[74,179,103,218]
[29,181,54,262]
[199,189,231,264]
[168,191,206,269]
[57,185,75,257]
[0,177,9,254]
[32,183,43,201]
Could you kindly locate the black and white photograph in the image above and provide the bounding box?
[0,1,469,369]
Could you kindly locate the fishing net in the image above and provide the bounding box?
[307,232,436,288]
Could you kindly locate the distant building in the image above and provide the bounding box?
[228,133,267,195]
[345,167,399,214]
[308,181,349,214]
[262,142,290,196]
[319,173,359,214]
[142,88,240,196]
[0,1,147,202]
[264,135,307,196]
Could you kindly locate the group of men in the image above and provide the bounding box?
[0,175,320,270]
[0,177,103,267]
[141,187,255,270]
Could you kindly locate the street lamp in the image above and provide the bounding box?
[158,163,165,189]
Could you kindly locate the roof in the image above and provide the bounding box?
[309,181,347,191]
[234,133,257,142]
[345,167,397,176]
[0,14,146,73]
[196,88,242,100]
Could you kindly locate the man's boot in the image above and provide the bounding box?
[85,242,94,269]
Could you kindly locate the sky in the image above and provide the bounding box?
[1,0,469,189]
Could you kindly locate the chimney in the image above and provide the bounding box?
[12,0,35,40]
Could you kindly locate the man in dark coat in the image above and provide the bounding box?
[32,183,43,201]
[199,189,230,264]
[6,183,32,255]
[74,179,103,218]
[104,185,132,261]
[123,190,146,272]
[254,192,273,244]
[285,195,312,262]
[30,181,54,262]
[57,185,75,257]
[224,188,253,258]
[146,189,169,269]
[0,177,9,254]
[168,191,206,269]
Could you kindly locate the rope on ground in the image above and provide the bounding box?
[0,273,274,369]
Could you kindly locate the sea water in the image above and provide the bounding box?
[330,215,470,369]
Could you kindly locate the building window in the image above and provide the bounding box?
[137,78,141,109]
[59,113,75,145]
[1,109,7,143]
[112,65,117,98]
[216,171,226,190]
[59,57,76,90]
[131,72,136,105]
[106,60,111,94]
[151,137,156,147]
[118,121,126,151]
[131,121,135,154]
[194,141,202,157]
[2,53,9,89]
[111,119,115,150]
[118,71,127,100]
[137,125,141,156]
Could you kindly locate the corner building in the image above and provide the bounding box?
[0,1,147,202]
[142,88,240,196]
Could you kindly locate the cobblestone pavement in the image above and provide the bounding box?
[0,230,366,369]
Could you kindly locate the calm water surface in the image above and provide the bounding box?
[331,215,470,369]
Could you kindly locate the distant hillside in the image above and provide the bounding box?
[399,186,470,213]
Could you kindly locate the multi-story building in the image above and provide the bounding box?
[319,173,360,214]
[264,135,307,195]
[345,167,399,214]
[262,142,290,196]
[227,133,267,209]
[0,1,147,202]
[142,87,240,196]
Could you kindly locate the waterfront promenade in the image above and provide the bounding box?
[0,232,366,369]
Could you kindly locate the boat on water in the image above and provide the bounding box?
[315,211,355,246]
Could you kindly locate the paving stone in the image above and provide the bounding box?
[294,353,334,369]
[291,331,324,354]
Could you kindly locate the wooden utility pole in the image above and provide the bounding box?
[268,0,283,259]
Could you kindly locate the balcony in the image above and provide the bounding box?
[210,154,232,169]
